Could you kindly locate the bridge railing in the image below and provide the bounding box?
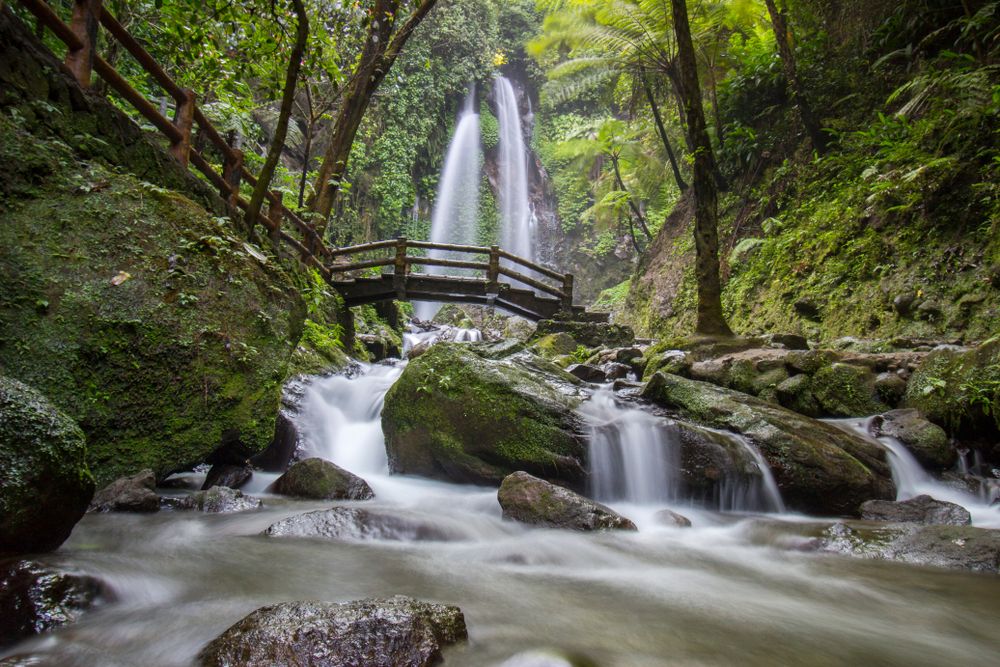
[15,0,332,278]
[329,239,575,310]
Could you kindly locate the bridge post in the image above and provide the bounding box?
[222,148,244,215]
[65,0,102,88]
[393,237,408,299]
[170,88,196,167]
[487,245,500,290]
[266,189,283,251]
[561,273,574,312]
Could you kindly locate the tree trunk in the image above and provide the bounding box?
[245,0,309,239]
[310,0,439,230]
[641,71,687,192]
[611,154,652,241]
[763,0,828,154]
[670,0,733,337]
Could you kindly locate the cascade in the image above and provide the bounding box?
[415,86,481,321]
[494,76,535,263]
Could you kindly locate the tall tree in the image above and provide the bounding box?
[763,0,828,153]
[670,0,732,336]
[245,0,310,238]
[310,0,439,228]
[640,70,687,192]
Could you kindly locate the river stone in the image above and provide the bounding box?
[197,595,467,667]
[642,372,894,516]
[264,507,460,542]
[0,377,95,555]
[811,363,887,417]
[269,458,374,501]
[774,374,822,417]
[88,469,160,513]
[567,364,607,383]
[202,463,253,490]
[654,509,692,528]
[818,522,1000,573]
[382,343,587,488]
[859,495,971,525]
[0,559,105,646]
[498,472,636,531]
[534,320,634,348]
[169,486,262,513]
[870,409,954,469]
[602,362,631,380]
[499,649,600,667]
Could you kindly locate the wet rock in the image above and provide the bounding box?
[0,377,95,555]
[818,522,1000,573]
[168,486,262,514]
[499,649,600,667]
[602,362,631,380]
[614,347,643,364]
[532,332,580,359]
[641,349,691,381]
[197,595,467,667]
[269,458,374,501]
[202,463,252,491]
[642,373,894,516]
[264,507,460,542]
[407,339,434,360]
[383,344,587,488]
[763,333,809,350]
[358,334,401,362]
[811,363,887,417]
[0,560,105,646]
[88,469,159,513]
[873,372,908,407]
[870,409,954,469]
[859,495,971,525]
[504,317,537,343]
[654,509,692,528]
[567,364,607,383]
[497,472,636,531]
[774,374,822,417]
[534,320,634,348]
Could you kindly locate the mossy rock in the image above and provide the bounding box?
[381,343,587,488]
[497,472,636,531]
[534,320,634,348]
[269,458,374,500]
[905,338,1000,437]
[0,376,95,555]
[531,332,579,359]
[775,374,822,417]
[642,372,894,516]
[811,363,888,417]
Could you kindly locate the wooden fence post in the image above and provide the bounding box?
[487,246,500,292]
[222,148,243,214]
[65,0,102,87]
[266,189,283,251]
[170,88,196,167]
[561,273,574,312]
[393,238,408,299]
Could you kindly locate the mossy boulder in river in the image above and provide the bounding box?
[0,377,95,556]
[382,343,587,487]
[642,373,894,516]
[269,458,374,500]
[498,472,637,531]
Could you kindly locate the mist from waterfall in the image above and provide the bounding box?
[414,87,481,321]
[494,76,535,263]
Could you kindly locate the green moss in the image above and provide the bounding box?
[905,338,1000,435]
[812,363,887,417]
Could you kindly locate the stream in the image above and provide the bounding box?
[5,361,1000,666]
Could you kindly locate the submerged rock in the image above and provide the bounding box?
[870,409,954,469]
[654,509,692,528]
[642,372,894,515]
[497,472,636,531]
[201,463,253,490]
[264,507,460,542]
[0,377,95,555]
[382,344,587,488]
[499,649,600,667]
[168,486,262,514]
[197,595,467,667]
[88,470,160,513]
[0,560,105,646]
[269,458,374,501]
[567,364,607,383]
[859,495,971,525]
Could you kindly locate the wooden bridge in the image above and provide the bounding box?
[330,239,605,321]
[14,0,605,322]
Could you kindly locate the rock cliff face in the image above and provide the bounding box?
[0,10,306,484]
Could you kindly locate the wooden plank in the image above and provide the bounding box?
[188,149,229,192]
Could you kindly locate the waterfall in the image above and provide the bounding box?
[715,433,785,513]
[415,87,481,321]
[494,76,535,263]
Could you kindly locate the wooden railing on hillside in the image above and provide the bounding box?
[16,0,332,278]
[330,239,575,311]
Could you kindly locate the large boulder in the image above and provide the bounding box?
[869,409,954,469]
[0,377,95,555]
[0,559,105,646]
[859,495,971,525]
[197,596,467,667]
[201,463,253,490]
[264,507,464,542]
[88,470,160,513]
[268,458,374,500]
[382,344,588,487]
[497,472,636,531]
[642,373,894,516]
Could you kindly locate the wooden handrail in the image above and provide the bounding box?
[497,249,564,281]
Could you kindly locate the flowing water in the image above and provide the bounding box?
[494,76,535,264]
[7,370,1000,666]
[414,87,481,322]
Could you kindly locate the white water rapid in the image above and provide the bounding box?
[415,87,481,321]
[830,417,1000,528]
[494,76,535,263]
